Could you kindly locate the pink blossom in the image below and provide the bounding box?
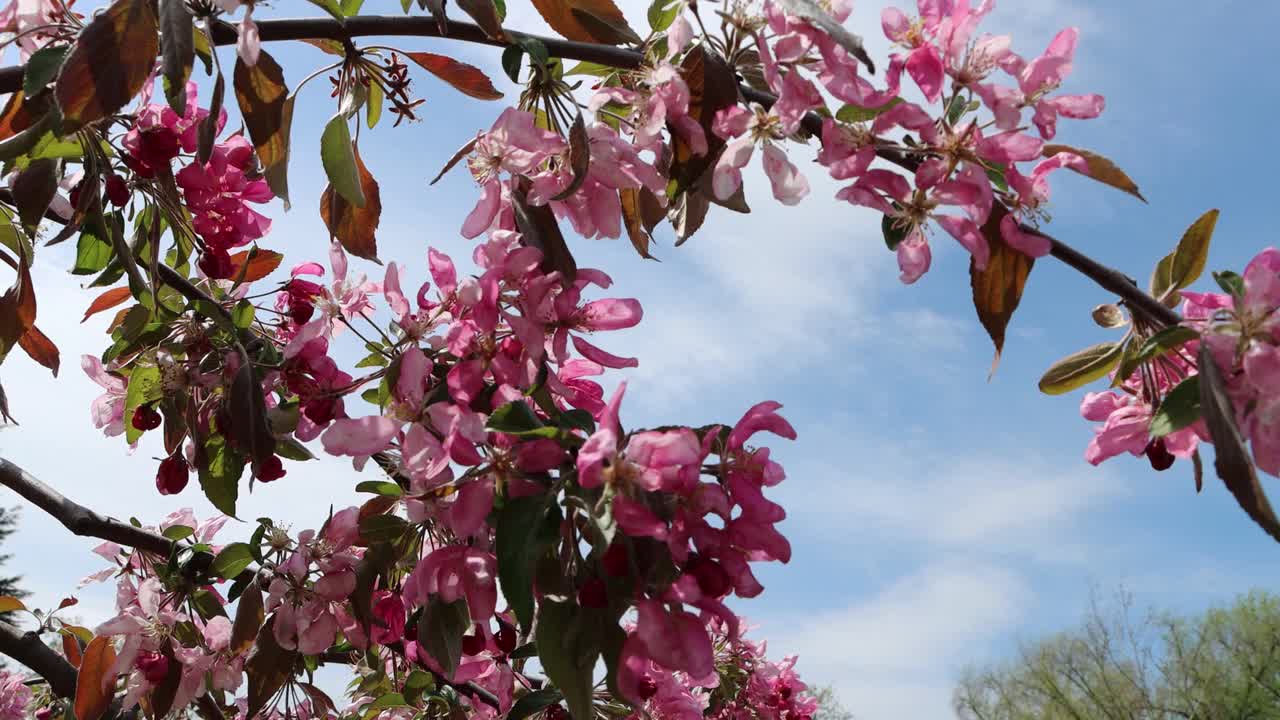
[0,669,33,720]
[82,354,128,438]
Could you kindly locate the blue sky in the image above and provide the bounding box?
[3,0,1279,717]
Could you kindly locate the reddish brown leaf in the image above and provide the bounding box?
[83,286,131,323]
[550,112,590,201]
[106,305,135,333]
[55,0,159,131]
[228,249,284,283]
[62,631,84,668]
[0,91,34,142]
[430,136,478,186]
[230,579,265,657]
[971,206,1033,376]
[670,48,738,196]
[246,617,296,719]
[406,52,503,101]
[1043,144,1146,203]
[58,596,78,610]
[620,188,656,260]
[234,49,292,205]
[320,147,381,263]
[74,635,118,720]
[19,324,59,375]
[529,0,638,44]
[512,181,576,282]
[0,258,36,354]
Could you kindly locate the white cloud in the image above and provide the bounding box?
[758,560,1030,720]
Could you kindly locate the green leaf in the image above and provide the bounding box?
[232,300,255,329]
[361,693,409,720]
[198,433,243,517]
[945,94,968,125]
[418,596,470,678]
[1214,271,1245,298]
[123,365,163,444]
[487,400,559,437]
[358,513,408,543]
[320,114,365,208]
[509,642,538,659]
[355,480,403,497]
[1151,209,1220,299]
[273,436,315,462]
[836,97,902,124]
[647,0,680,32]
[1114,327,1200,386]
[367,81,383,129]
[498,496,562,633]
[1038,342,1123,395]
[162,525,193,541]
[402,670,435,704]
[211,542,254,579]
[562,61,614,77]
[1150,375,1201,437]
[881,213,907,251]
[307,0,348,21]
[535,600,598,720]
[159,0,194,114]
[501,45,524,84]
[23,46,67,97]
[341,0,366,14]
[509,689,564,720]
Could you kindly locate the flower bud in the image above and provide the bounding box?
[135,651,170,684]
[131,404,161,431]
[156,455,190,496]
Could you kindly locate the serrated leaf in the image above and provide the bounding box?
[1151,209,1220,300]
[212,542,254,579]
[229,362,276,467]
[497,496,560,632]
[530,0,636,44]
[321,146,381,262]
[1043,144,1146,203]
[161,525,193,541]
[228,248,283,283]
[836,97,903,124]
[123,364,162,444]
[430,136,478,186]
[355,480,403,497]
[456,0,507,40]
[198,433,243,517]
[620,188,655,259]
[247,616,296,719]
[972,206,1033,376]
[551,113,590,202]
[1038,342,1123,395]
[536,600,598,720]
[406,52,503,100]
[12,157,60,230]
[358,513,408,544]
[234,49,292,207]
[512,181,575,281]
[24,45,68,97]
[419,596,469,678]
[509,689,565,720]
[56,0,158,130]
[230,579,264,656]
[159,0,194,115]
[74,636,117,720]
[320,114,364,208]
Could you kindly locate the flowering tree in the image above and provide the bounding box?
[0,1,1269,719]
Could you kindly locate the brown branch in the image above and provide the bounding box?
[0,13,1181,330]
[0,457,172,555]
[0,619,77,697]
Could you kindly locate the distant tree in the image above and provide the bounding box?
[810,685,855,720]
[0,506,24,623]
[953,589,1280,719]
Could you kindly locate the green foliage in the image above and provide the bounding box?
[954,589,1280,719]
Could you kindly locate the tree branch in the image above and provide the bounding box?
[318,646,502,709]
[0,619,77,697]
[0,457,171,555]
[0,13,1183,329]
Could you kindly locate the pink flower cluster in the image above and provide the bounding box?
[1182,249,1280,476]
[89,510,245,712]
[1079,351,1201,471]
[0,669,33,720]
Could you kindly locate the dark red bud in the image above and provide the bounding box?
[638,676,659,700]
[68,182,82,210]
[495,626,517,653]
[105,175,130,206]
[35,708,53,720]
[156,455,190,496]
[255,455,286,483]
[1145,438,1176,471]
[132,404,162,431]
[689,556,732,599]
[602,542,629,577]
[577,577,608,609]
[462,632,487,656]
[544,705,568,720]
[135,651,170,684]
[198,249,234,280]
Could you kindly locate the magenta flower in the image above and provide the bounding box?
[462,108,566,238]
[975,28,1105,140]
[881,1,947,102]
[175,135,274,272]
